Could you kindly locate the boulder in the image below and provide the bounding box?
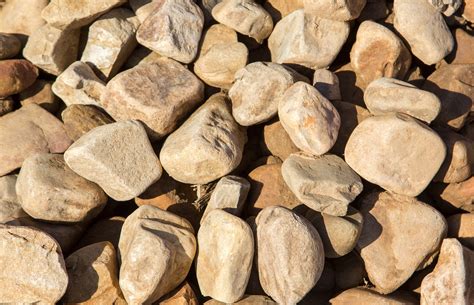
[158,282,199,305]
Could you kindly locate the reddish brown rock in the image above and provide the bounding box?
[0,59,38,98]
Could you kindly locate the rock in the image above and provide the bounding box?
[0,97,14,116]
[313,69,341,101]
[0,33,20,59]
[61,104,114,141]
[197,210,254,303]
[119,205,196,304]
[427,0,462,16]
[269,10,349,70]
[0,200,27,223]
[282,153,363,216]
[303,0,367,21]
[205,295,277,305]
[0,59,38,98]
[160,94,246,184]
[256,206,324,304]
[334,63,365,105]
[52,61,106,107]
[0,175,17,204]
[462,0,474,22]
[305,207,364,258]
[123,46,163,69]
[81,9,140,80]
[330,287,418,305]
[212,0,273,43]
[129,0,155,22]
[333,252,367,290]
[357,0,389,21]
[350,21,411,86]
[264,0,303,21]
[447,214,474,249]
[76,216,125,250]
[278,82,341,156]
[0,0,47,41]
[428,177,474,212]
[447,29,474,65]
[42,0,127,30]
[394,0,454,65]
[364,77,441,123]
[0,104,72,176]
[158,282,199,305]
[261,119,300,160]
[64,120,162,201]
[420,238,474,305]
[229,62,307,126]
[19,80,59,113]
[345,113,446,196]
[101,57,204,140]
[23,24,80,76]
[357,191,447,294]
[136,0,204,63]
[0,225,68,303]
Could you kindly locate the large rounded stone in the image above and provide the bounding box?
[0,0,47,40]
[0,59,38,98]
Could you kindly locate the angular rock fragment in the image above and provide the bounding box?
[0,33,21,59]
[0,59,38,98]
[19,80,59,113]
[429,176,474,213]
[313,69,341,101]
[0,200,27,224]
[427,0,462,16]
[0,0,47,40]
[304,0,367,21]
[61,104,114,141]
[330,287,418,305]
[447,213,474,249]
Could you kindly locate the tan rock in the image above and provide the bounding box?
[19,79,59,113]
[0,33,20,59]
[0,0,47,40]
[447,213,474,249]
[427,0,462,16]
[119,205,196,304]
[200,24,238,54]
[0,97,14,116]
[313,69,341,101]
[462,0,474,22]
[264,0,303,21]
[0,59,38,98]
[204,295,276,305]
[358,0,389,21]
[304,0,367,21]
[428,177,474,213]
[61,104,114,141]
[0,175,17,205]
[0,225,68,303]
[158,282,199,305]
[357,191,447,294]
[330,287,418,305]
[0,200,27,224]
[77,216,125,250]
[261,119,300,160]
[129,0,155,22]
[447,29,474,65]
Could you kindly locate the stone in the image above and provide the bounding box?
[357,0,389,21]
[212,0,273,43]
[462,0,474,22]
[42,0,127,30]
[64,120,162,201]
[0,200,27,223]
[0,59,38,98]
[197,210,254,303]
[264,0,304,21]
[123,47,164,70]
[261,119,300,160]
[136,0,204,64]
[0,97,14,116]
[350,21,411,86]
[52,61,106,107]
[77,216,125,250]
[313,69,341,101]
[101,58,204,140]
[345,113,446,196]
[420,238,474,305]
[23,24,80,76]
[19,80,59,113]
[305,207,364,258]
[199,24,237,54]
[427,0,462,16]
[119,205,196,304]
[0,104,72,176]
[229,62,307,126]
[334,63,365,105]
[269,10,349,70]
[394,0,454,65]
[303,0,367,21]
[357,191,447,294]
[447,29,474,65]
[0,0,47,41]
[330,287,418,305]
[0,225,68,303]
[63,242,125,304]
[129,0,155,22]
[282,153,363,216]
[447,214,474,249]
[278,82,341,156]
[0,175,17,204]
[364,77,441,123]
[160,94,246,184]
[205,295,276,305]
[199,0,224,22]
[0,33,20,59]
[333,252,366,290]
[256,206,324,304]
[429,177,474,212]
[61,104,114,141]
[158,282,199,305]
[81,9,140,80]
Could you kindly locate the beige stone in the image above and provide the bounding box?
[428,177,474,212]
[0,0,47,40]
[0,33,20,59]
[264,0,303,21]
[129,0,156,22]
[61,104,114,141]
[200,24,237,54]
[204,295,276,305]
[261,119,300,160]
[304,0,367,21]
[334,63,366,104]
[158,282,199,305]
[123,46,163,69]
[0,59,38,98]
[0,175,17,205]
[313,69,341,101]
[447,213,474,249]
[19,79,59,113]
[330,287,418,305]
[462,0,474,22]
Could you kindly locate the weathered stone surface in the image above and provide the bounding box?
[313,69,341,101]
[136,0,204,63]
[64,120,162,201]
[429,176,474,212]
[304,0,367,21]
[420,238,474,305]
[23,24,80,76]
[19,80,59,113]
[212,0,273,43]
[447,29,474,65]
[158,282,199,305]
[256,206,324,304]
[119,205,196,304]
[330,287,418,305]
[269,9,349,69]
[205,295,277,305]
[197,210,254,303]
[394,0,454,65]
[0,33,20,59]
[364,77,441,123]
[447,213,474,249]
[61,104,114,141]
[0,59,38,97]
[0,0,47,40]
[0,225,68,303]
[333,252,366,290]
[264,0,303,21]
[77,216,125,250]
[357,191,447,294]
[0,104,72,176]
[229,62,307,126]
[160,94,246,184]
[261,119,300,160]
[350,21,411,86]
[101,58,204,140]
[81,9,140,80]
[0,200,27,223]
[278,82,341,156]
[0,97,14,116]
[345,113,446,196]
[129,0,155,22]
[42,0,127,30]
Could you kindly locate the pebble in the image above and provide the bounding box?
[118,205,196,304]
[0,59,38,98]
[19,80,59,113]
[0,97,14,116]
[313,69,341,101]
[61,104,114,141]
[330,287,418,305]
[0,0,47,40]
[345,113,446,196]
[303,0,367,21]
[278,82,341,156]
[0,33,20,59]
[447,213,474,249]
[64,120,162,201]
[160,93,246,184]
[261,119,300,160]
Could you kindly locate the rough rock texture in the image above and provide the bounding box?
[463,0,474,21]
[0,0,48,40]
[357,191,447,294]
[330,287,418,305]
[345,113,446,196]
[304,0,367,21]
[364,78,441,123]
[269,10,349,70]
[313,69,341,101]
[101,57,204,139]
[0,200,27,224]
[119,205,196,304]
[136,0,204,63]
[282,153,363,216]
[256,206,325,304]
[61,104,114,141]
[158,282,199,305]
[64,120,162,201]
[427,0,462,16]
[19,80,59,113]
[394,0,454,65]
[0,225,68,303]
[278,82,341,156]
[447,214,474,249]
[160,94,246,184]
[262,119,300,160]
[204,295,276,305]
[0,33,21,59]
[197,210,254,303]
[0,59,38,98]
[129,0,156,22]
